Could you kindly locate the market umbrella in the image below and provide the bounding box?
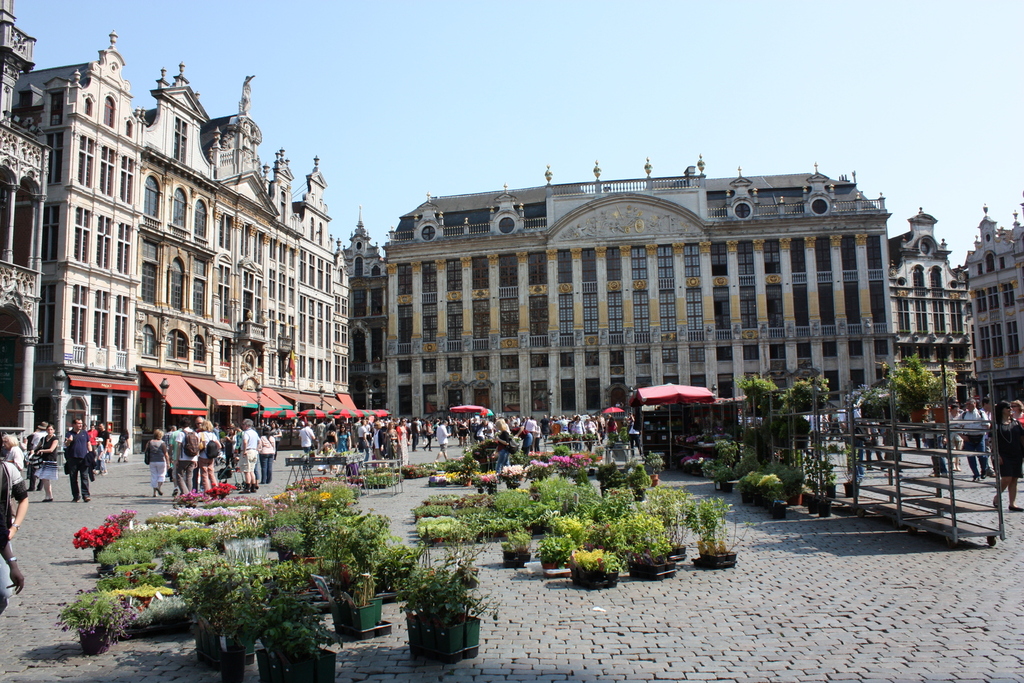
[627,385,715,465]
[299,408,328,420]
[330,408,363,419]
[372,409,390,418]
[450,404,487,414]
[601,406,625,414]
[257,408,296,420]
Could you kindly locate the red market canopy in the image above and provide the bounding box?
[300,408,328,420]
[450,405,488,414]
[255,409,297,420]
[601,406,625,414]
[628,385,716,407]
[330,407,365,419]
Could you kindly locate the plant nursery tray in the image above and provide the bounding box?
[409,644,479,664]
[542,567,571,578]
[336,620,392,641]
[628,562,677,581]
[692,553,737,570]
[570,570,619,590]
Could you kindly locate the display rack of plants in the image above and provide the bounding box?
[256,647,336,683]
[628,560,676,581]
[693,552,737,569]
[407,615,481,663]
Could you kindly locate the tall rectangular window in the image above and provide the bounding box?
[915,300,928,333]
[396,263,412,295]
[582,292,598,334]
[93,290,109,348]
[560,293,575,335]
[219,266,231,322]
[141,241,158,304]
[793,285,809,326]
[630,246,648,281]
[710,243,728,276]
[766,284,783,327]
[992,323,1004,356]
[472,300,488,339]
[841,236,857,271]
[529,295,548,335]
[790,238,806,272]
[763,240,781,274]
[740,286,756,328]
[684,244,700,278]
[950,300,964,333]
[73,207,90,262]
[933,300,946,333]
[219,214,232,250]
[632,291,650,333]
[560,378,576,413]
[657,245,674,283]
[608,291,623,333]
[713,286,730,329]
[606,247,621,281]
[38,284,56,344]
[528,252,547,286]
[447,259,462,291]
[1007,320,1019,355]
[815,241,832,273]
[737,241,754,275]
[581,248,596,282]
[49,91,63,126]
[979,326,991,358]
[193,260,207,316]
[499,254,518,288]
[686,288,702,329]
[95,216,111,269]
[422,262,436,293]
[659,291,676,331]
[422,303,437,342]
[585,378,601,412]
[447,301,463,337]
[98,146,115,195]
[500,298,517,337]
[472,256,489,289]
[41,205,59,261]
[501,381,520,413]
[77,136,94,186]
[399,304,414,343]
[818,283,835,325]
[844,285,860,322]
[897,299,911,332]
[866,236,884,270]
[173,117,188,162]
[557,250,572,284]
[869,281,887,322]
[46,132,63,184]
[70,284,88,345]
[119,157,134,203]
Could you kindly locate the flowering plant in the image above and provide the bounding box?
[57,590,137,637]
[204,483,236,499]
[174,490,207,507]
[73,523,122,550]
[104,510,137,529]
[498,465,527,485]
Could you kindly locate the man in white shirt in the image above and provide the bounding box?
[523,417,539,454]
[356,420,370,460]
[434,421,450,462]
[958,399,990,482]
[299,422,317,455]
[240,419,260,493]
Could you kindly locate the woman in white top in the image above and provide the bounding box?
[2,434,25,472]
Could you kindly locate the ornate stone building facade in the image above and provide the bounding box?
[384,162,895,416]
[12,24,348,436]
[342,212,387,410]
[888,209,972,401]
[0,0,47,434]
[963,203,1023,401]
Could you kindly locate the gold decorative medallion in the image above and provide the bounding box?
[662,332,677,342]
[686,277,701,288]
[558,283,573,293]
[633,280,647,290]
[713,277,728,287]
[530,285,548,295]
[396,295,412,305]
[741,329,758,339]
[585,336,598,345]
[500,338,519,348]
[447,291,462,301]
[450,373,461,382]
[476,371,488,380]
[422,343,437,353]
[766,274,782,285]
[473,289,489,299]
[608,281,621,291]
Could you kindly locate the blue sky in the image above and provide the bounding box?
[20,1,1023,264]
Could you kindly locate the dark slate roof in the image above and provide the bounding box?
[16,63,91,90]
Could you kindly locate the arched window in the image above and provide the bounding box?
[66,397,87,429]
[84,98,93,116]
[912,266,925,288]
[193,335,206,362]
[103,97,116,127]
[171,188,187,227]
[371,265,381,277]
[169,259,184,311]
[986,253,995,273]
[930,267,943,289]
[194,200,207,239]
[144,177,160,217]
[125,120,133,138]
[167,330,188,359]
[354,257,363,277]
[142,325,156,355]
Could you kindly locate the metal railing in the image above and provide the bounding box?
[471,338,489,351]
[792,272,807,284]
[817,271,833,283]
[36,344,53,363]
[529,334,549,348]
[687,329,705,342]
[843,270,859,282]
[634,331,651,344]
[796,326,810,338]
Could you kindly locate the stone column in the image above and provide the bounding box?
[595,246,608,330]
[855,234,871,325]
[488,254,499,336]
[19,335,36,434]
[30,193,44,272]
[830,235,846,321]
[1,184,15,262]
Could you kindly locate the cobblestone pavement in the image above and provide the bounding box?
[3,446,1023,683]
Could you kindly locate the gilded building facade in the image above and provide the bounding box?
[888,209,972,401]
[384,162,895,416]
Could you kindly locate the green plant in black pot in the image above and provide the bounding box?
[537,535,576,568]
[625,462,651,500]
[255,591,334,664]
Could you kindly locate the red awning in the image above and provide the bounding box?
[337,393,358,410]
[66,373,138,392]
[278,390,323,407]
[182,377,250,407]
[261,387,295,410]
[321,395,343,411]
[140,371,208,415]
[628,384,716,407]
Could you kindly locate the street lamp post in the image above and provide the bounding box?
[52,368,67,467]
[318,384,324,411]
[159,378,170,432]
[255,382,263,428]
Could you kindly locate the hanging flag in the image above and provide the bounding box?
[288,350,296,379]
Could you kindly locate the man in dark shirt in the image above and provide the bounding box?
[65,419,93,502]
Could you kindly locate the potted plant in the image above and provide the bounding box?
[687,497,737,569]
[537,535,576,570]
[254,591,336,683]
[398,550,496,661]
[327,571,385,637]
[736,471,761,505]
[569,548,622,589]
[611,512,675,581]
[500,529,532,568]
[643,452,664,486]
[270,525,305,562]
[638,487,692,560]
[890,354,954,421]
[625,462,651,501]
[595,463,627,495]
[57,591,138,655]
[179,562,269,669]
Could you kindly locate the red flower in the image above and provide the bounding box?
[72,523,122,550]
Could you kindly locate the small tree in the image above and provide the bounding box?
[890,355,956,419]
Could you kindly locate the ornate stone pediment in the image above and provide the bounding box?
[550,195,704,243]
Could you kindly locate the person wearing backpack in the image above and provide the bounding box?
[197,419,220,493]
[0,457,29,615]
[257,427,276,485]
[172,421,200,496]
[144,429,171,497]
